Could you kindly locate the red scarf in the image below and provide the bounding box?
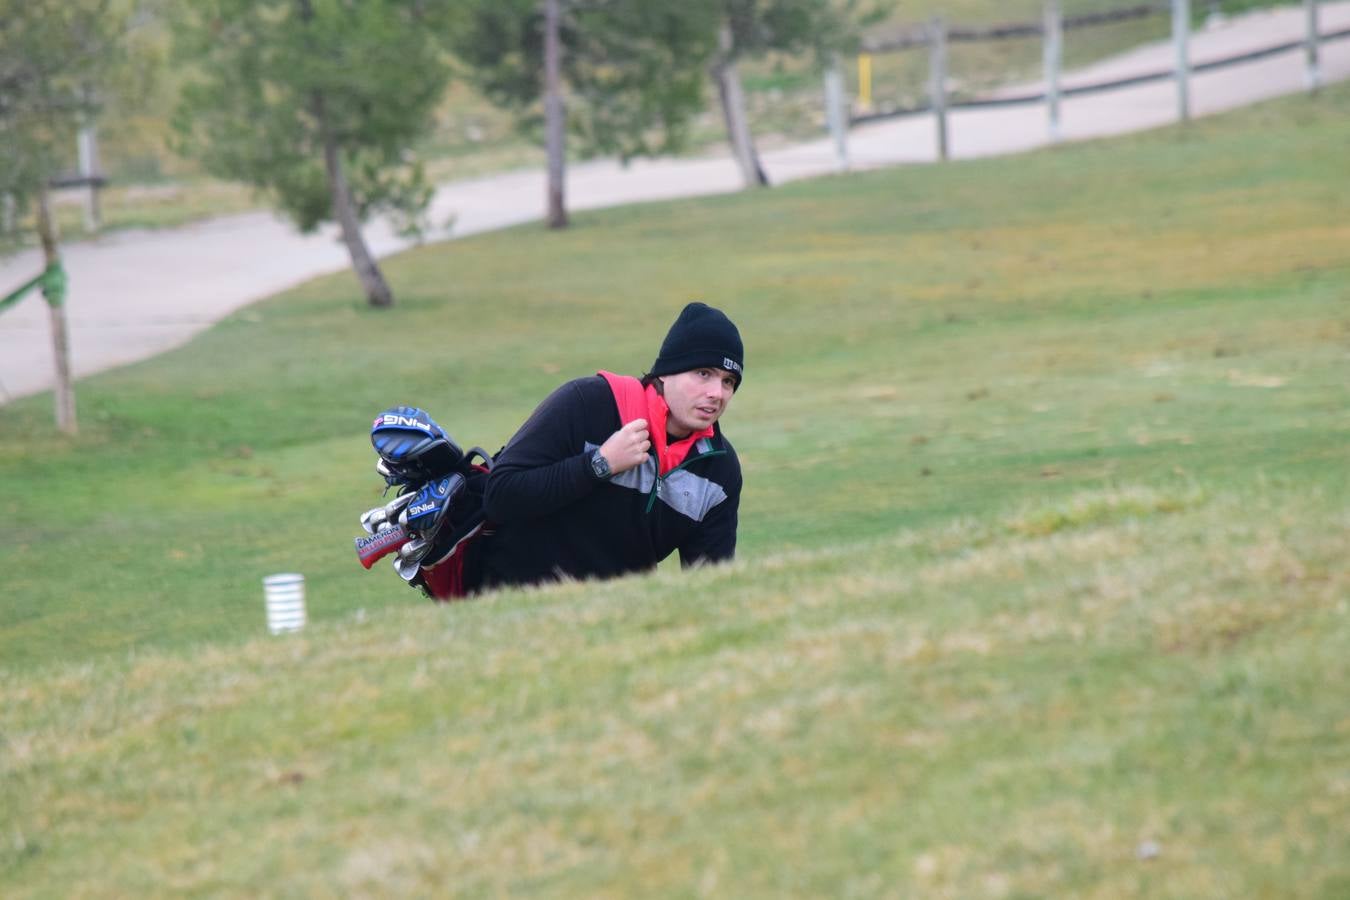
[599,371,714,475]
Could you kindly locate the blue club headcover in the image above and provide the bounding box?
[371,406,464,483]
[372,406,445,459]
[403,472,467,536]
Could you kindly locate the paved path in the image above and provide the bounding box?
[2,3,1348,404]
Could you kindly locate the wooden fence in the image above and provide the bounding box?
[822,0,1344,169]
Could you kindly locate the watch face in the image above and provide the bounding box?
[590,450,611,479]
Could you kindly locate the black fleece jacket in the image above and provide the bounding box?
[477,375,741,590]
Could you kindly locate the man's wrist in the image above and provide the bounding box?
[587,448,613,481]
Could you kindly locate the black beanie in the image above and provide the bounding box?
[649,302,745,388]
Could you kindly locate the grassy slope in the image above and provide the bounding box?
[1,83,1348,896]
[4,491,1346,897]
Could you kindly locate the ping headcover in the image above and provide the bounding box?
[371,406,465,485]
[401,472,467,536]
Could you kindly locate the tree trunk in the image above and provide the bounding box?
[710,22,768,189]
[544,0,568,229]
[35,189,77,435]
[317,101,394,308]
[295,0,391,306]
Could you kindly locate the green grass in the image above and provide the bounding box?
[4,488,1347,896]
[2,82,1349,896]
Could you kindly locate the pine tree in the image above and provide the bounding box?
[171,0,458,306]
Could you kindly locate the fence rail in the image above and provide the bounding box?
[862,3,1168,53]
[836,0,1343,154]
[851,23,1350,125]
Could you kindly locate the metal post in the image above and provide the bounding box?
[1173,0,1191,123]
[929,17,949,162]
[1305,0,1322,92]
[77,124,102,233]
[824,60,850,172]
[1043,0,1063,143]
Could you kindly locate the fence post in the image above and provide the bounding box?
[824,59,850,172]
[1043,0,1063,143]
[929,16,949,161]
[1305,0,1322,92]
[1172,0,1191,123]
[77,124,102,233]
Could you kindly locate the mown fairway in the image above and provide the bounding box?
[2,84,1348,896]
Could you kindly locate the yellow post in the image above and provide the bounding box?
[857,53,873,110]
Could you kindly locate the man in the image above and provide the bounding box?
[472,301,744,590]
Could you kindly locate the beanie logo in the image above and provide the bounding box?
[723,358,743,374]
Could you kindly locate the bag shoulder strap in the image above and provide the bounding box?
[597,370,646,425]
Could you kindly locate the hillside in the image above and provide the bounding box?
[2,79,1348,896]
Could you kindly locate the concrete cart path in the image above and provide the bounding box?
[3,2,1348,405]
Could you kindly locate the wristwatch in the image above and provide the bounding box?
[588,448,613,481]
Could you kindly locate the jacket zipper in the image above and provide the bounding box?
[645,449,728,514]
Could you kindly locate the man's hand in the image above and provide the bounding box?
[599,418,651,474]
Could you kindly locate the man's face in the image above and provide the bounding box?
[660,367,738,438]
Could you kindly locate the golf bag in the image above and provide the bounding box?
[354,406,494,600]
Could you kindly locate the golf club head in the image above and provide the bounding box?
[385,491,415,519]
[360,492,414,536]
[360,507,387,534]
[399,536,431,564]
[393,553,421,582]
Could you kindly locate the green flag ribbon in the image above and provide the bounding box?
[39,261,67,308]
[0,262,68,315]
